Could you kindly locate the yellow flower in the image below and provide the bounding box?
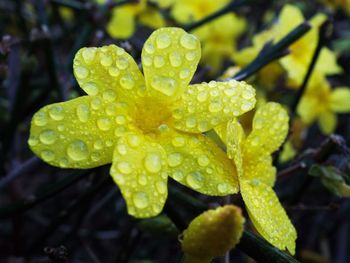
[297,74,350,135]
[181,205,244,263]
[171,0,229,24]
[105,0,165,39]
[28,28,257,218]
[218,102,297,253]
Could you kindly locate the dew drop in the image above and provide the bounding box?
[59,158,68,167]
[143,55,152,66]
[179,68,190,79]
[169,51,182,67]
[217,183,229,193]
[208,100,223,113]
[224,87,236,96]
[108,67,120,77]
[156,181,167,194]
[102,89,117,102]
[75,66,89,79]
[82,48,96,63]
[49,106,64,120]
[197,154,209,166]
[117,143,128,155]
[172,136,185,147]
[41,150,55,162]
[127,134,141,147]
[120,74,135,90]
[91,152,101,161]
[151,75,176,96]
[242,88,254,99]
[241,102,252,111]
[185,117,196,128]
[118,161,132,174]
[97,117,111,131]
[144,153,162,173]
[186,171,204,189]
[28,137,38,147]
[84,82,98,95]
[115,115,126,125]
[94,140,103,150]
[156,33,171,49]
[106,103,117,116]
[100,54,113,67]
[138,173,147,185]
[133,192,149,209]
[144,43,155,54]
[198,121,209,132]
[116,57,129,69]
[167,153,183,167]
[33,112,48,126]
[172,171,184,181]
[185,51,196,61]
[197,91,207,102]
[67,140,89,161]
[76,104,90,122]
[39,129,57,145]
[180,34,197,50]
[154,56,165,68]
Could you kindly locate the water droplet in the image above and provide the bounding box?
[198,121,209,132]
[118,161,132,174]
[208,100,223,113]
[97,117,111,131]
[120,74,135,90]
[154,55,165,68]
[49,105,64,120]
[156,181,167,194]
[241,102,252,111]
[144,153,162,173]
[39,129,57,145]
[59,158,68,167]
[133,192,149,209]
[217,183,228,193]
[33,112,48,126]
[115,115,126,125]
[117,143,128,155]
[67,140,89,161]
[167,153,183,167]
[108,67,120,77]
[106,103,117,116]
[224,87,237,96]
[180,34,197,50]
[100,54,112,66]
[185,117,196,128]
[151,75,176,96]
[102,89,117,102]
[197,154,209,166]
[41,150,55,162]
[172,136,185,147]
[82,48,96,63]
[76,104,90,122]
[242,88,254,99]
[91,152,101,161]
[94,140,103,150]
[75,66,89,79]
[179,68,190,79]
[138,173,147,185]
[169,51,182,67]
[127,134,141,147]
[144,43,155,54]
[197,91,207,102]
[143,55,152,66]
[116,57,128,69]
[156,33,171,49]
[185,51,196,61]
[84,82,98,95]
[186,171,204,189]
[28,137,38,147]
[115,126,127,136]
[250,179,260,187]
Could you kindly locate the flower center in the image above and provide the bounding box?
[132,97,172,133]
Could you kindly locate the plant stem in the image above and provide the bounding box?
[233,22,311,81]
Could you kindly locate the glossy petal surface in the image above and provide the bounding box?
[142,27,201,101]
[159,128,239,195]
[29,96,133,168]
[330,88,350,112]
[74,45,145,103]
[240,180,297,254]
[171,80,256,133]
[110,133,168,218]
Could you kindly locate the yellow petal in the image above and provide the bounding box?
[181,205,244,263]
[110,132,168,218]
[243,154,276,187]
[227,118,245,178]
[107,8,136,39]
[297,95,320,124]
[240,180,297,254]
[171,80,256,133]
[330,88,350,113]
[28,96,133,168]
[245,102,289,155]
[73,45,145,103]
[316,48,343,76]
[275,4,304,40]
[159,128,239,195]
[318,110,337,135]
[138,6,165,29]
[142,27,201,101]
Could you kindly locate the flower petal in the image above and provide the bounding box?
[110,132,168,218]
[28,96,133,168]
[159,128,239,195]
[142,27,200,100]
[245,102,289,155]
[107,8,136,39]
[318,110,337,135]
[73,45,145,102]
[330,88,350,113]
[171,80,256,133]
[240,180,297,254]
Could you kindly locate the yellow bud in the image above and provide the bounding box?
[181,205,245,263]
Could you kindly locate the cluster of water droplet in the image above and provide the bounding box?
[172,79,256,133]
[142,28,200,98]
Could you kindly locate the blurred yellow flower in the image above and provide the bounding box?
[217,102,297,253]
[297,74,350,134]
[181,205,244,263]
[28,28,257,218]
[102,0,165,39]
